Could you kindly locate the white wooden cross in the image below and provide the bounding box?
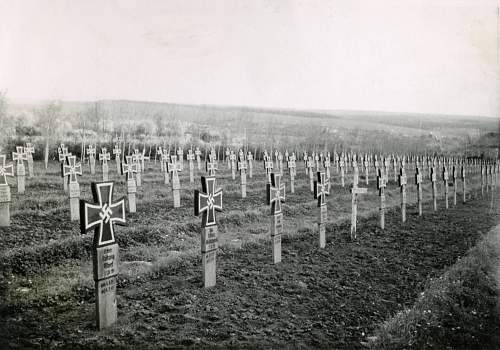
[415,166,423,216]
[195,147,202,170]
[229,151,237,180]
[187,149,195,183]
[267,172,286,263]
[288,153,297,193]
[206,154,218,176]
[398,167,407,223]
[168,155,182,208]
[264,154,274,184]
[314,171,330,248]
[442,165,449,209]
[306,156,314,192]
[350,167,367,240]
[377,168,387,229]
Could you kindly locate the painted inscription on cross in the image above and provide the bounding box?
[314,171,330,248]
[267,173,286,264]
[0,155,14,226]
[194,176,223,288]
[80,182,126,330]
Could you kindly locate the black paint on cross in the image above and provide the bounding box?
[267,173,286,215]
[314,171,330,207]
[194,176,223,227]
[80,182,126,247]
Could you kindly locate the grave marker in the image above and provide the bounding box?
[267,173,285,263]
[306,157,314,192]
[121,156,138,213]
[415,166,423,216]
[350,167,367,239]
[461,165,466,203]
[339,156,345,187]
[0,155,14,226]
[59,147,71,191]
[431,166,437,211]
[195,147,202,170]
[247,151,254,178]
[132,149,142,187]
[237,154,248,198]
[288,153,297,193]
[187,149,195,183]
[99,148,111,181]
[194,175,223,288]
[277,152,284,176]
[481,163,486,196]
[206,153,218,176]
[12,146,27,194]
[364,156,369,185]
[113,144,122,173]
[25,143,35,178]
[87,145,96,175]
[63,155,83,220]
[80,182,126,330]
[313,171,330,248]
[264,154,273,184]
[452,165,458,206]
[442,166,449,209]
[377,168,387,229]
[161,152,170,185]
[168,155,182,208]
[229,151,237,180]
[324,154,331,180]
[398,167,407,223]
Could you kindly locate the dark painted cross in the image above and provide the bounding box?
[314,172,330,207]
[80,182,126,247]
[267,173,286,215]
[194,176,223,227]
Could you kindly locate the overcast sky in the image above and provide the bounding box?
[0,0,499,117]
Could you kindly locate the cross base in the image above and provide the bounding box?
[202,250,217,288]
[95,276,117,330]
[173,189,180,208]
[271,213,283,264]
[102,164,109,182]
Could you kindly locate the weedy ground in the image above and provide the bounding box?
[0,160,499,349]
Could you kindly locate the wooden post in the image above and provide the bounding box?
[339,156,345,187]
[350,167,367,239]
[194,176,223,288]
[314,171,330,248]
[415,166,423,216]
[86,145,96,175]
[229,151,237,180]
[377,168,387,229]
[0,155,14,226]
[113,144,122,174]
[195,147,202,170]
[80,182,126,330]
[132,149,142,187]
[306,157,314,192]
[267,173,286,263]
[264,153,273,184]
[452,165,458,205]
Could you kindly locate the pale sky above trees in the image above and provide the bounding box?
[0,0,499,117]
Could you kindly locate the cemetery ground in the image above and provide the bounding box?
[0,161,499,349]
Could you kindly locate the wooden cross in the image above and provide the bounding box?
[0,154,14,226]
[63,156,82,184]
[376,168,387,228]
[0,155,14,185]
[398,167,407,223]
[206,154,218,176]
[264,155,274,184]
[324,155,331,180]
[80,181,126,330]
[98,148,110,164]
[87,145,96,175]
[350,167,367,239]
[187,149,195,183]
[247,151,254,178]
[168,155,182,207]
[12,146,27,194]
[121,156,138,213]
[195,147,202,170]
[306,156,314,192]
[229,151,237,180]
[461,165,466,203]
[113,144,122,159]
[267,172,286,215]
[339,156,345,187]
[415,166,423,216]
[237,155,248,198]
[314,171,330,207]
[194,176,223,288]
[288,153,297,193]
[431,166,437,211]
[452,165,458,206]
[87,145,96,159]
[442,166,449,209]
[267,173,285,263]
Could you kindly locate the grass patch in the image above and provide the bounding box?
[369,225,500,349]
